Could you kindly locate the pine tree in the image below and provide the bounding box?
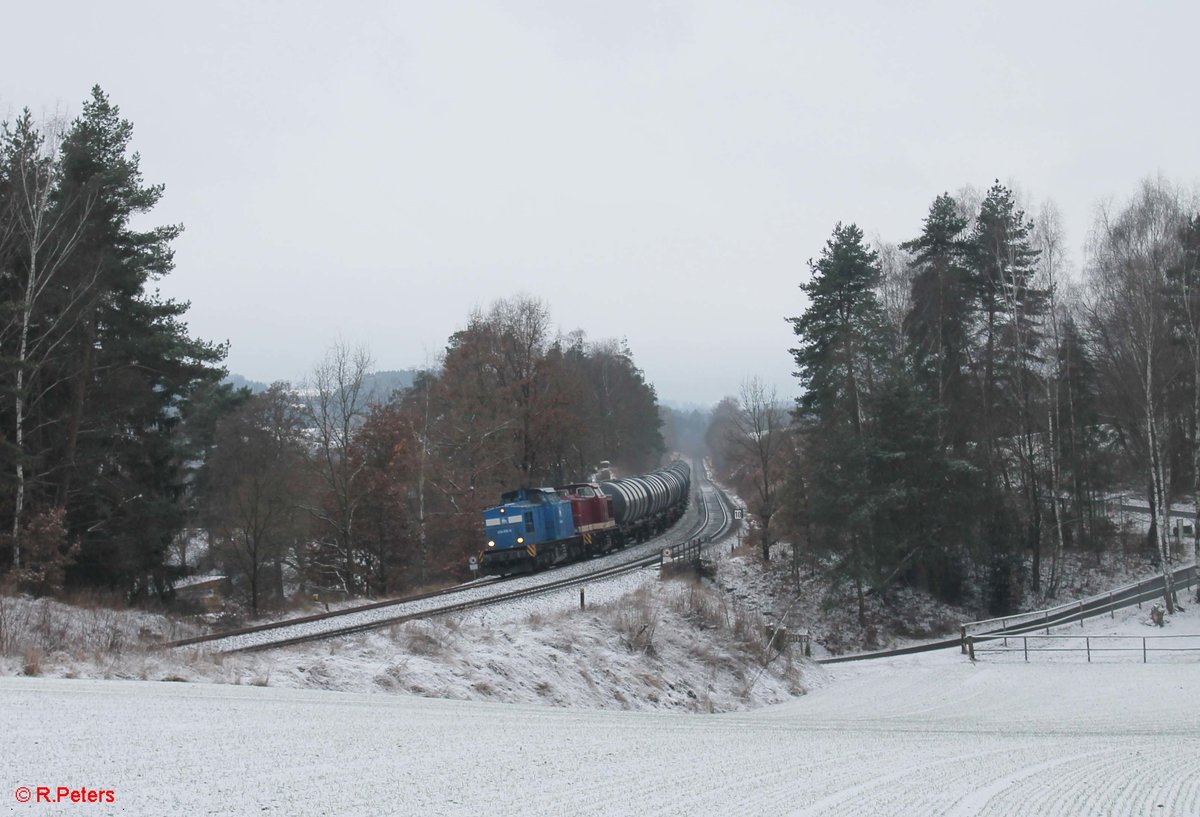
[967,182,1048,604]
[50,88,226,596]
[862,366,975,603]
[790,223,886,427]
[901,194,973,450]
[968,182,1046,463]
[788,223,887,623]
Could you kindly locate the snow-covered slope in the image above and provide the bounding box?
[1,576,806,713]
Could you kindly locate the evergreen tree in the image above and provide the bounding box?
[901,194,973,450]
[1055,316,1106,553]
[788,223,888,622]
[0,88,227,597]
[862,366,976,603]
[790,223,886,427]
[968,182,1045,460]
[967,182,1047,606]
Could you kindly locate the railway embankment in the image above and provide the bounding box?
[0,572,811,712]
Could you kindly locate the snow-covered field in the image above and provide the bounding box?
[5,607,1198,816]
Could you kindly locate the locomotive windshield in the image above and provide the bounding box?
[499,489,544,505]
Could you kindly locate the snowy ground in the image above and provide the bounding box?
[713,534,1189,658]
[4,607,1198,816]
[0,571,805,714]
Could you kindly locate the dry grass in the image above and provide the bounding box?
[405,629,444,656]
[664,576,782,666]
[22,647,43,676]
[609,588,659,655]
[0,592,200,667]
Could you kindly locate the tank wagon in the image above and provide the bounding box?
[478,460,691,576]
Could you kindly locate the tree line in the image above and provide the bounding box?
[0,92,665,615]
[203,299,664,615]
[711,178,1199,619]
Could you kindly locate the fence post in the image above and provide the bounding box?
[960,625,967,655]
[967,637,975,662]
[1143,637,1147,663]
[1086,637,1091,663]
[1023,637,1028,662]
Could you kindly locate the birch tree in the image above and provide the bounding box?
[0,112,93,569]
[1087,179,1187,611]
[1034,202,1068,594]
[1168,212,1200,601]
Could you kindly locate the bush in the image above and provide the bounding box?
[4,510,79,596]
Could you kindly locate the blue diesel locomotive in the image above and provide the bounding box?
[478,461,691,576]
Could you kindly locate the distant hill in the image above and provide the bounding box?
[224,369,419,401]
[363,369,418,400]
[224,373,270,394]
[659,398,713,413]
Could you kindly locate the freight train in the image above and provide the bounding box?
[478,461,691,576]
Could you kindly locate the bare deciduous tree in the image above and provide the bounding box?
[874,238,913,356]
[304,342,374,595]
[1034,201,1069,594]
[723,378,789,562]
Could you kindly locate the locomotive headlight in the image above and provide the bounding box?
[517,537,524,544]
[487,540,495,548]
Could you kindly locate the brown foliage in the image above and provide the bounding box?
[4,508,78,596]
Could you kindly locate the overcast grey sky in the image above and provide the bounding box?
[4,1,1199,406]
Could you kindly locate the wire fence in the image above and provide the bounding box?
[966,633,1200,663]
[959,564,1198,653]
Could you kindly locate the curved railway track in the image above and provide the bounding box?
[167,465,733,654]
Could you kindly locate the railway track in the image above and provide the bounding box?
[167,465,733,654]
[818,562,1198,664]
